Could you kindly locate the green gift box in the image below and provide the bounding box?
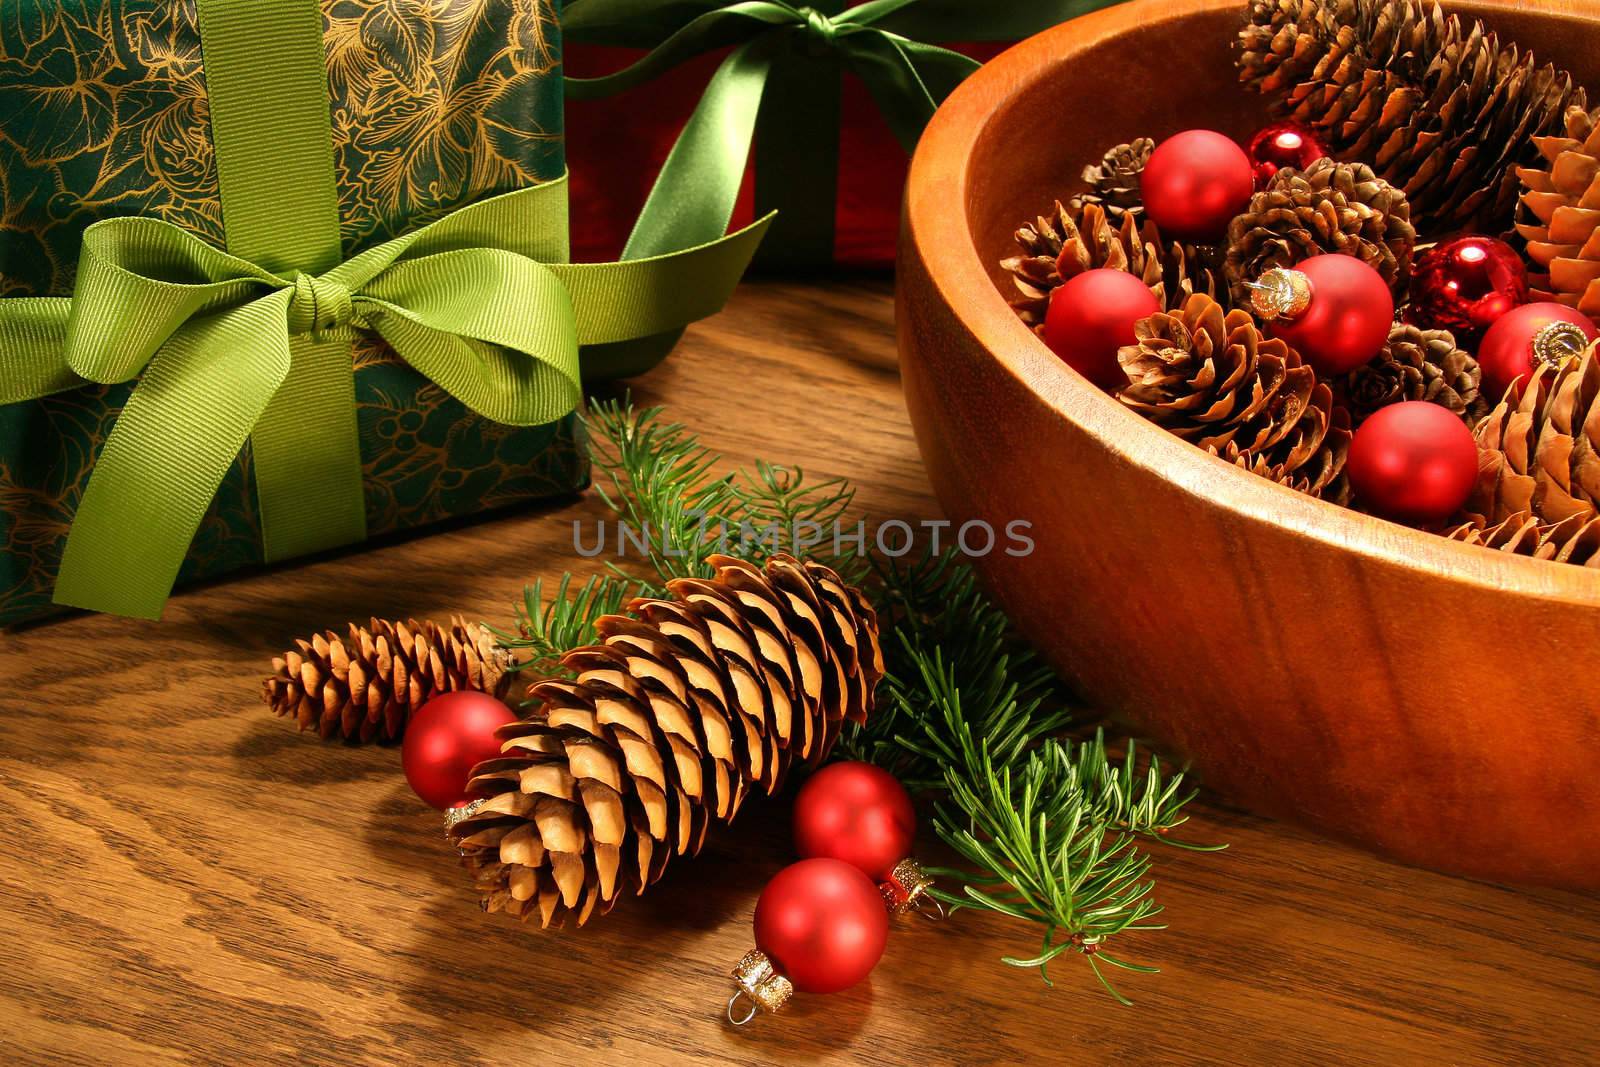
[0,0,769,625]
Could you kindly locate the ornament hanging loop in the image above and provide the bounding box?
[911,893,948,922]
[726,990,759,1027]
[726,949,793,1024]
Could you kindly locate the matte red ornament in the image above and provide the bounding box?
[1140,129,1256,242]
[1042,268,1160,390]
[1245,121,1327,188]
[752,859,889,995]
[1407,236,1528,347]
[1347,402,1479,525]
[1254,254,1395,376]
[1476,301,1599,400]
[401,691,518,810]
[793,761,916,882]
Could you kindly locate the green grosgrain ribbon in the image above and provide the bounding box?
[564,0,1126,295]
[0,179,771,619]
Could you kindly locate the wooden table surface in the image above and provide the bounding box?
[3,279,1598,1066]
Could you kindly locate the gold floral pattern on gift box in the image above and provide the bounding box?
[0,0,580,625]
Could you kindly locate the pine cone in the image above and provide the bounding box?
[1001,200,1223,329]
[447,554,883,928]
[1467,341,1600,528]
[1224,159,1415,304]
[1341,323,1485,426]
[1118,293,1350,499]
[1446,510,1600,567]
[1073,138,1153,223]
[263,617,510,743]
[1238,0,1586,233]
[1515,104,1600,322]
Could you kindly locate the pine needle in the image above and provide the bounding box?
[500,402,1222,1001]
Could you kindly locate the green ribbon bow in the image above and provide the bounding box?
[0,178,769,620]
[0,0,771,621]
[564,0,1126,282]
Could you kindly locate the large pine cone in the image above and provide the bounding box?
[263,617,509,742]
[1467,341,1600,528]
[1515,104,1600,321]
[1238,0,1586,233]
[447,555,883,928]
[1446,510,1600,567]
[1224,159,1415,304]
[1340,323,1485,426]
[1118,293,1350,499]
[1074,138,1153,224]
[1001,200,1223,329]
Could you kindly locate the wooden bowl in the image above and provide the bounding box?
[897,0,1600,887]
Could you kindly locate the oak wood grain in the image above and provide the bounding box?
[899,0,1600,888]
[2,280,1597,1065]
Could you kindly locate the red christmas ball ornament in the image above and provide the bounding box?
[791,762,939,916]
[1245,121,1328,188]
[1347,402,1479,525]
[793,762,915,881]
[401,691,518,810]
[1407,235,1528,346]
[1476,301,1599,400]
[1042,268,1160,390]
[1249,254,1395,376]
[1141,129,1256,242]
[729,859,889,1023]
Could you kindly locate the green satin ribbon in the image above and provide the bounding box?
[0,178,771,619]
[564,0,1126,282]
[0,0,770,620]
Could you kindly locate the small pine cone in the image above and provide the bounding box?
[1515,105,1600,322]
[1238,0,1586,232]
[1446,510,1600,567]
[1468,341,1600,528]
[447,555,883,928]
[1340,324,1485,426]
[1001,200,1223,329]
[1224,159,1415,305]
[1118,293,1350,499]
[263,617,510,743]
[1073,138,1153,224]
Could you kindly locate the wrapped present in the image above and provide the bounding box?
[562,0,1125,270]
[0,0,769,624]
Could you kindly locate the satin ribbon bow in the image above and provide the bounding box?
[562,0,1124,283]
[0,176,769,618]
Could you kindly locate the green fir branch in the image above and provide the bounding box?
[584,396,737,588]
[490,572,641,680]
[499,404,1220,1002]
[843,550,1219,1001]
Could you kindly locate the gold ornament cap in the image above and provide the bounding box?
[727,949,793,1025]
[443,796,488,835]
[1532,320,1590,370]
[1247,267,1313,322]
[880,857,944,919]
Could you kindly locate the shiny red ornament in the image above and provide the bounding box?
[753,859,889,995]
[793,761,916,882]
[1245,121,1328,188]
[1141,129,1256,242]
[1043,268,1160,390]
[1256,254,1395,376]
[1347,402,1479,525]
[400,691,518,810]
[1407,236,1528,347]
[1476,301,1599,400]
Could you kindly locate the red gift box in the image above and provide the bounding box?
[565,42,1007,269]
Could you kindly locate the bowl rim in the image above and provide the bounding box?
[904,0,1600,607]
